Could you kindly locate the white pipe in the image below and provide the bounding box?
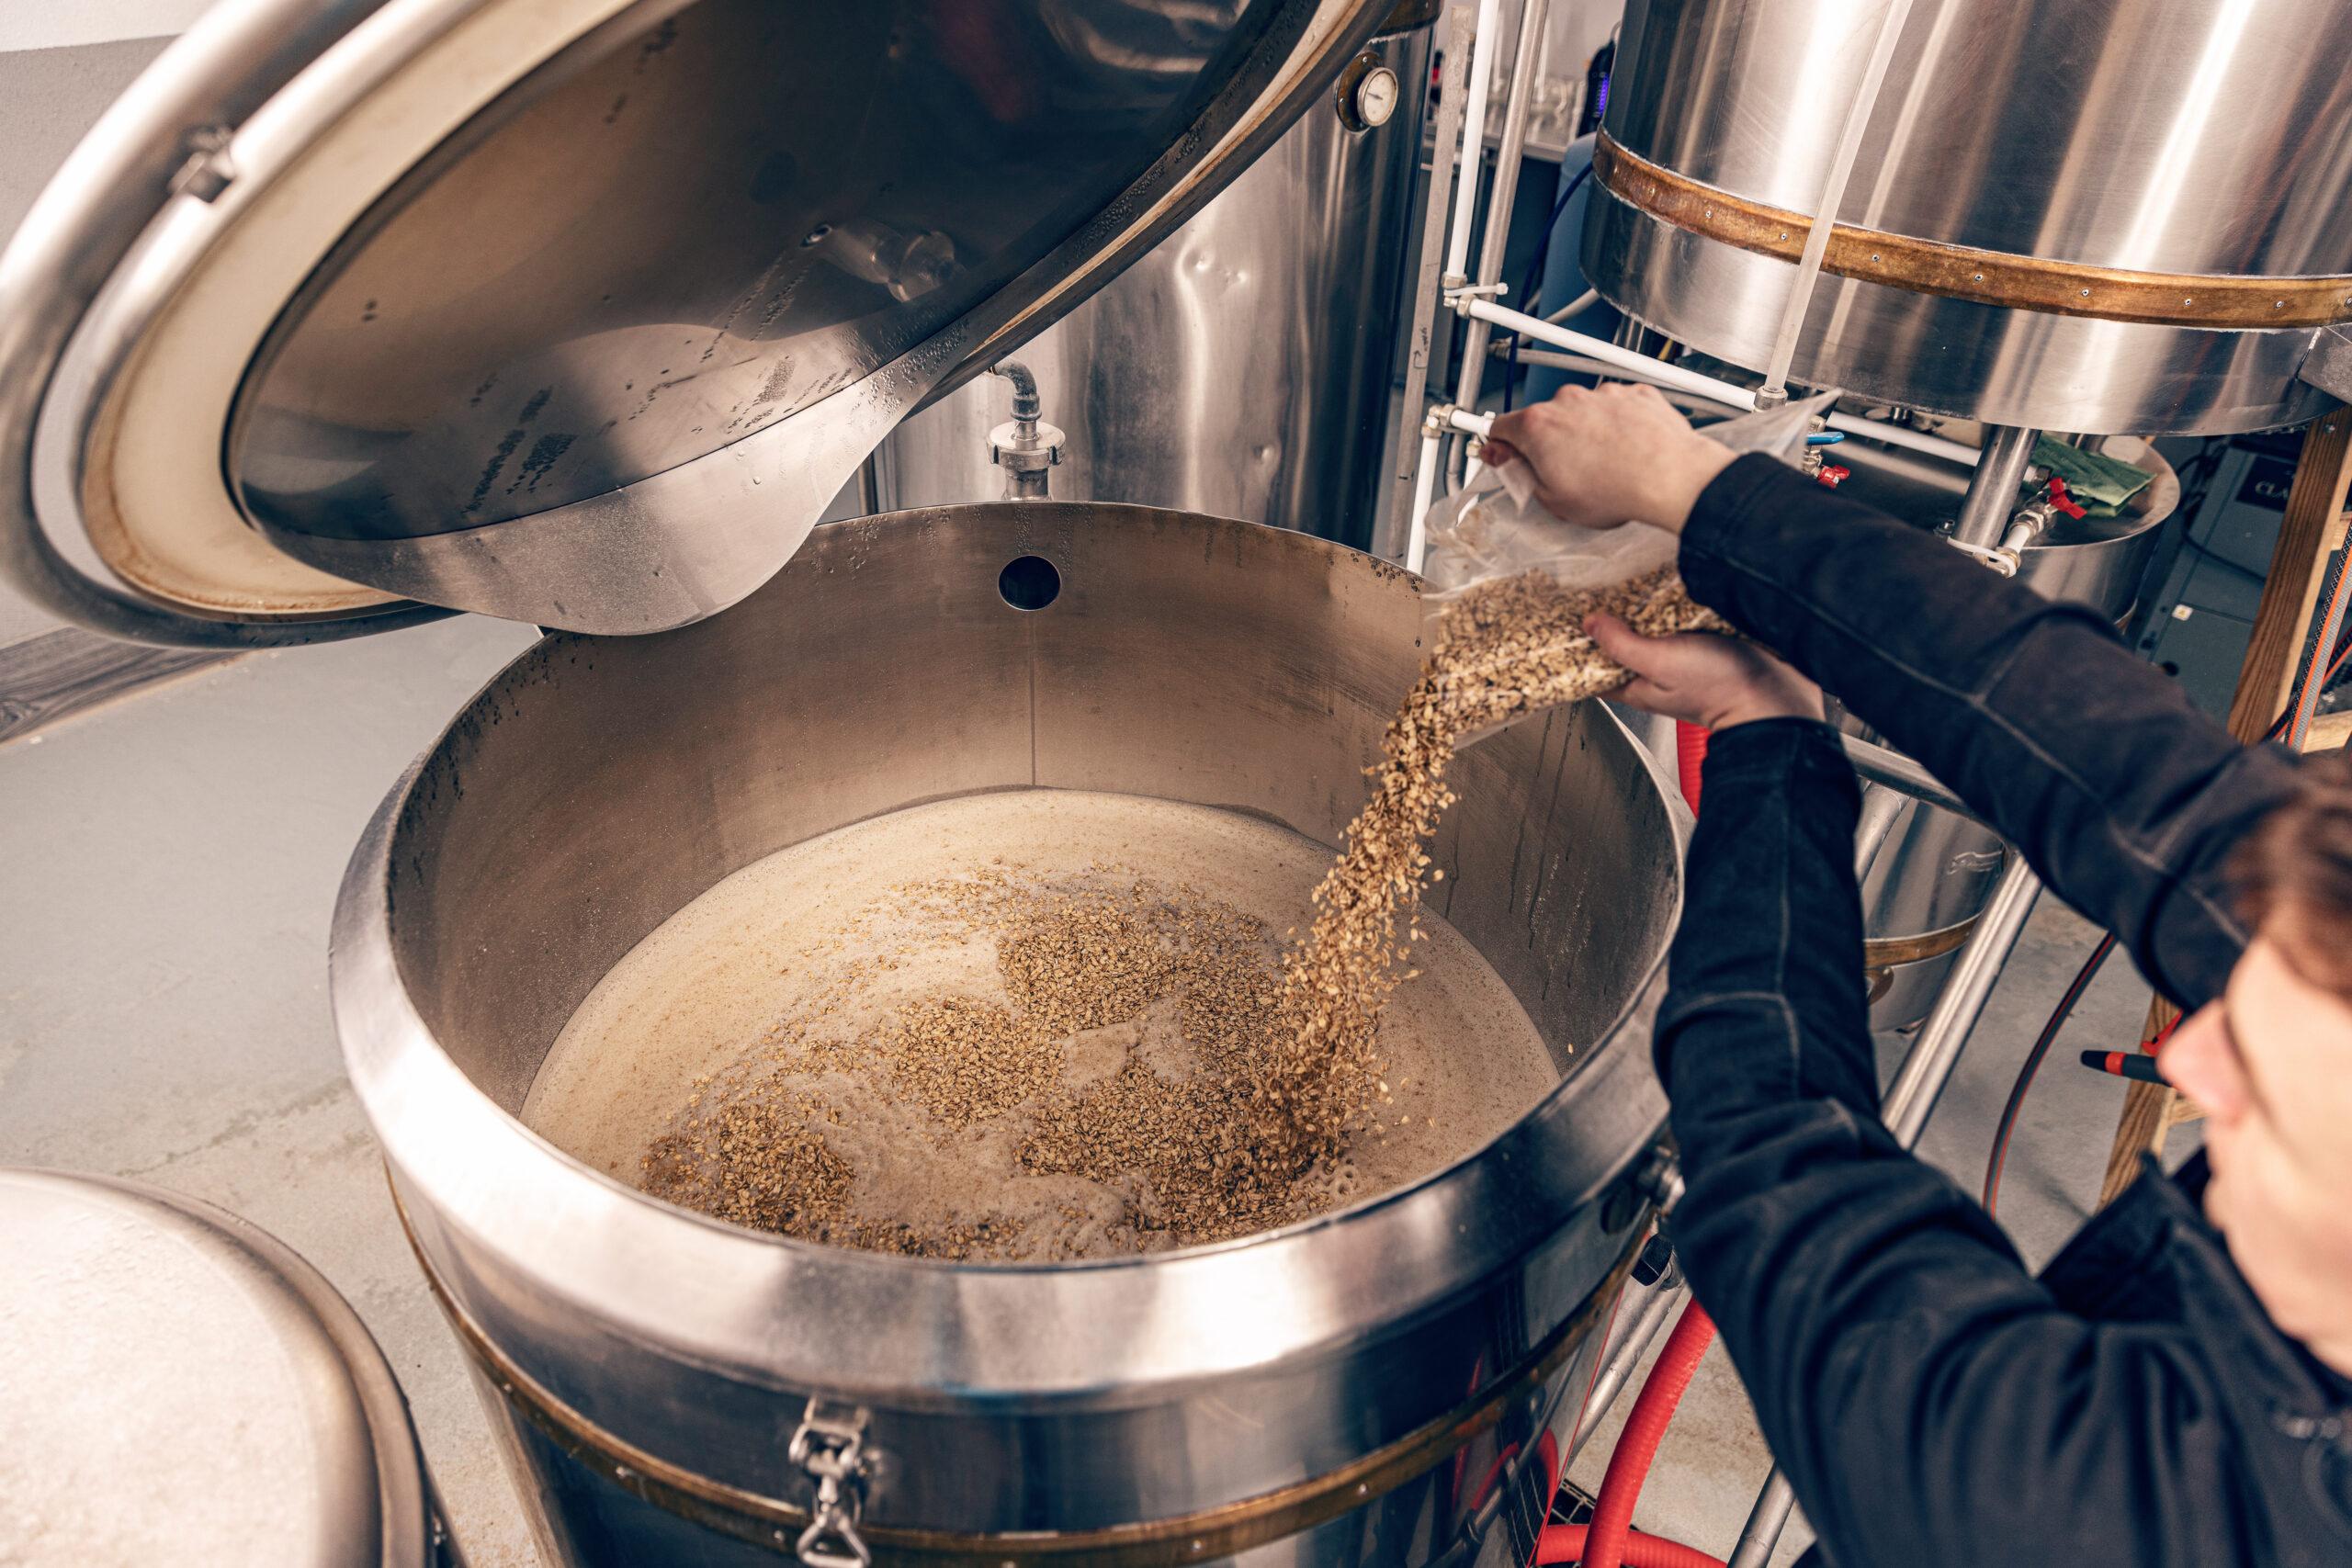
[1446,0,1553,487]
[1952,424,2038,547]
[1442,0,1503,285]
[1382,3,1474,562]
[1406,430,1443,573]
[1470,300,1982,468]
[1826,412,1979,468]
[1852,782,1908,880]
[1465,299,1764,408]
[1511,349,1724,411]
[1566,1279,1689,1463]
[1757,0,1915,403]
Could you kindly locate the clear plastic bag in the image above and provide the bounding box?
[1417,391,1836,734]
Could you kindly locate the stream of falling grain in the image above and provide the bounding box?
[1238,565,1721,1199]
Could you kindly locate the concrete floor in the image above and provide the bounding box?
[0,619,2194,1567]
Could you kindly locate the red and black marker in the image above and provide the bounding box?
[2081,1049,2166,1084]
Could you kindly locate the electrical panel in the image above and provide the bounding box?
[2135,434,2301,719]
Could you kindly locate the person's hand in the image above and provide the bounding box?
[1585,614,1822,731]
[1482,383,1736,534]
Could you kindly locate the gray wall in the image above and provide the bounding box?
[0,30,177,649]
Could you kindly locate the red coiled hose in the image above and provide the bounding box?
[1537,1522,1727,1568]
[1575,1301,1718,1568]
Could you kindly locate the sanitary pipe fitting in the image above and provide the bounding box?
[1948,474,2086,576]
[986,361,1064,500]
[1799,413,1830,478]
[2003,475,2086,552]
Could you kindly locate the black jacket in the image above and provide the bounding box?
[1659,454,2352,1567]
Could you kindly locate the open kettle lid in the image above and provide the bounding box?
[0,0,1395,645]
[0,1168,436,1566]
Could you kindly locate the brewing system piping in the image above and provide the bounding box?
[1442,0,1504,289]
[1951,425,2039,549]
[1444,0,1553,488]
[985,361,1064,501]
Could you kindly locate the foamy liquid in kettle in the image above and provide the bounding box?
[524,790,1560,1261]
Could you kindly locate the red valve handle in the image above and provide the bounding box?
[2044,476,2087,520]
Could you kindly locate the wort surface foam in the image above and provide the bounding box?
[524,790,1559,1260]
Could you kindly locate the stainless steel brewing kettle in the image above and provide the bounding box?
[334,502,1686,1565]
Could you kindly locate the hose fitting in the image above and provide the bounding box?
[986,361,1064,500]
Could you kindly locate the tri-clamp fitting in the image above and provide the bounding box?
[987,361,1065,500]
[1946,475,2088,577]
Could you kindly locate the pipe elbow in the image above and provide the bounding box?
[989,360,1042,423]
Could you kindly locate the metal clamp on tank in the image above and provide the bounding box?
[788,1399,874,1568]
[986,361,1065,500]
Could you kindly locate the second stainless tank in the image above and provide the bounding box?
[875,21,1431,548]
[1584,0,2352,435]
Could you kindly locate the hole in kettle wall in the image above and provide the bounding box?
[998,555,1060,611]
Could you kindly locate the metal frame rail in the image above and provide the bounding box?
[1376,11,2044,1562]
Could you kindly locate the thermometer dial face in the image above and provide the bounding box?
[1335,54,1401,133]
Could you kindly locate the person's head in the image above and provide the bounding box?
[2161,751,2352,1368]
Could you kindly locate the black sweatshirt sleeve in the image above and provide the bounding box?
[1679,453,2299,1011]
[1661,721,2283,1568]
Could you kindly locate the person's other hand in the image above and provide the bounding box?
[1585,614,1822,731]
[1482,383,1736,534]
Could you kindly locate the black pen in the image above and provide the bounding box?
[2080,1049,2166,1085]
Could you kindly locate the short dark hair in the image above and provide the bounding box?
[2233,748,2352,991]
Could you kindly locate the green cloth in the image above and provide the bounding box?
[2022,434,2154,518]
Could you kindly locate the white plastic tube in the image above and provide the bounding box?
[1405,430,1444,573]
[1445,0,1553,488]
[1469,299,1982,467]
[1442,0,1503,284]
[1464,299,1763,408]
[1757,0,1916,402]
[1822,412,1978,468]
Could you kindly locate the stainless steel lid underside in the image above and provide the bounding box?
[231,1,1310,548]
[0,0,1390,644]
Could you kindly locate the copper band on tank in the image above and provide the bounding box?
[396,1184,1638,1563]
[1861,916,1982,1007]
[1592,135,2352,330]
[1860,915,1982,970]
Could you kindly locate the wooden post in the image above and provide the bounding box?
[2097,410,2352,1208]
